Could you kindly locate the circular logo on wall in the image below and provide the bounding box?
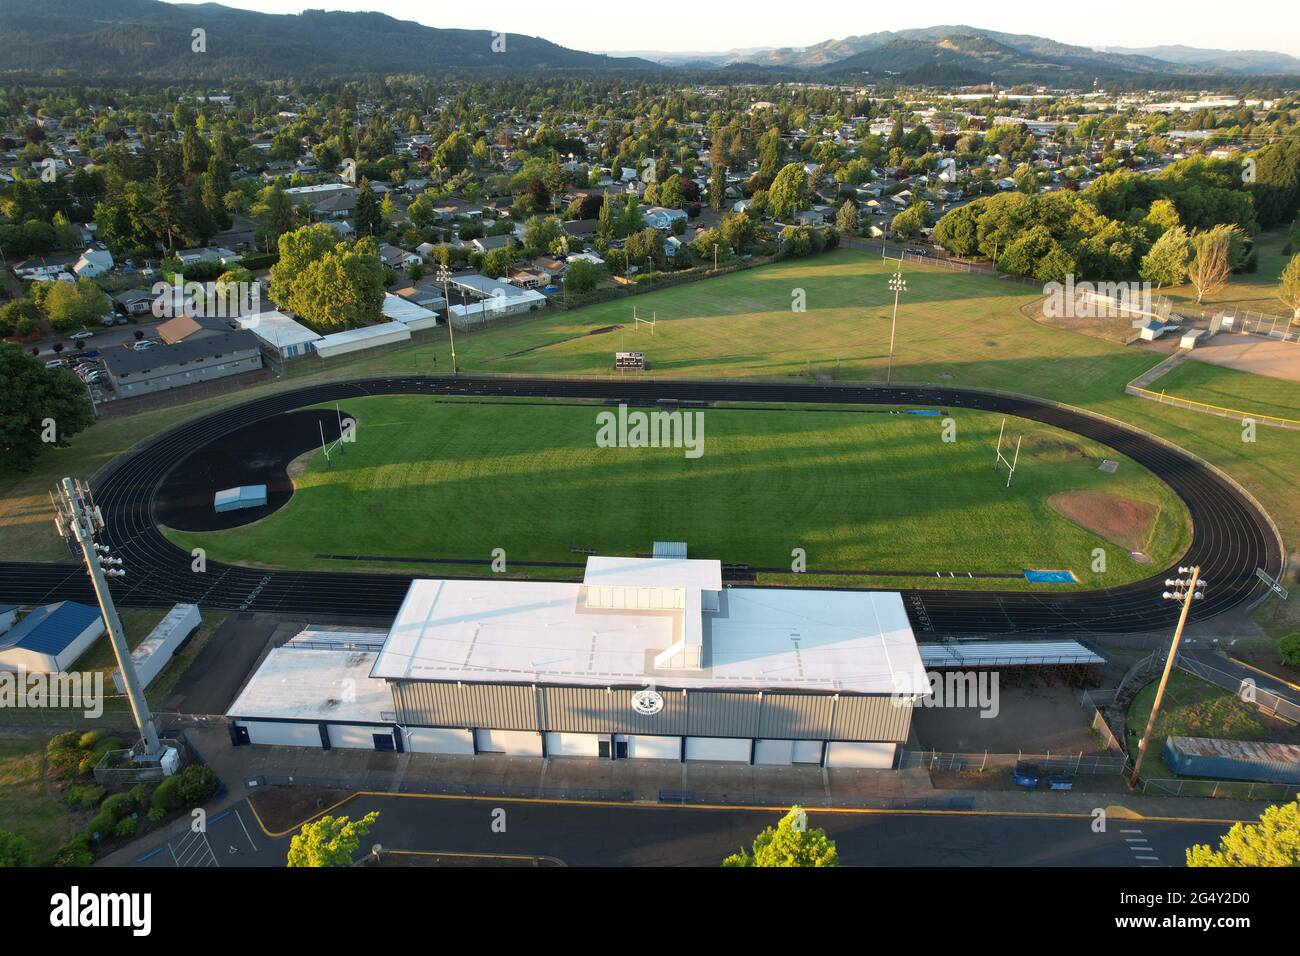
[631,689,664,716]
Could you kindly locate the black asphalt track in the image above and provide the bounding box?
[0,376,1282,639]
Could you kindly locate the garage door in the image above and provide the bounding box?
[406,728,474,755]
[242,720,321,748]
[824,741,896,768]
[753,739,794,766]
[685,736,751,763]
[621,735,680,760]
[328,724,390,750]
[544,732,604,757]
[475,729,543,756]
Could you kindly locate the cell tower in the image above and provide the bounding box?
[993,418,1022,488]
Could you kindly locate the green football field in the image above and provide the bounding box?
[163,395,1191,590]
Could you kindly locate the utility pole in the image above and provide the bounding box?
[51,478,163,758]
[887,271,906,385]
[1128,566,1206,788]
[436,263,458,375]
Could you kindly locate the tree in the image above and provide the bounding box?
[625,228,666,272]
[890,202,930,240]
[1186,800,1300,867]
[286,811,380,868]
[271,226,384,332]
[1277,253,1300,322]
[1188,225,1237,304]
[1140,226,1193,289]
[0,344,95,476]
[723,807,838,867]
[834,200,859,234]
[354,179,381,238]
[720,211,757,254]
[1279,633,1300,667]
[523,216,563,256]
[767,163,810,222]
[44,279,105,332]
[708,163,726,213]
[564,259,603,294]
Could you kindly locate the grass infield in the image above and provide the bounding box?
[164,396,1191,591]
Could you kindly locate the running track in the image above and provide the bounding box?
[0,376,1282,638]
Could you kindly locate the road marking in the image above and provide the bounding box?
[233,808,259,853]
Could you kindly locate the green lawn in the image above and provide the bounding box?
[163,395,1190,590]
[1149,358,1300,423]
[4,246,1297,594]
[0,739,74,853]
[1127,670,1300,781]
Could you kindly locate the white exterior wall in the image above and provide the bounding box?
[754,739,794,766]
[475,729,543,756]
[242,720,322,748]
[619,734,680,760]
[113,603,200,693]
[405,727,474,754]
[825,741,896,769]
[314,325,411,358]
[545,732,605,757]
[1,620,105,674]
[328,724,390,750]
[685,736,751,763]
[793,740,824,764]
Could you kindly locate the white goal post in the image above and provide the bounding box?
[633,305,656,336]
[993,417,1022,488]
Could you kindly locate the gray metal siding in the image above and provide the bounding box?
[758,694,836,740]
[689,692,760,738]
[392,681,912,743]
[830,695,913,742]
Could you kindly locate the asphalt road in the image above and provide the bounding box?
[0,375,1281,638]
[131,794,1231,868]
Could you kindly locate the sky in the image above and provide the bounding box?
[189,1,1300,57]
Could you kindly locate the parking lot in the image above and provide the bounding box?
[133,805,264,868]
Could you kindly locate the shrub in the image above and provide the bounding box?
[77,752,100,775]
[147,807,165,823]
[67,783,105,808]
[84,811,114,839]
[90,736,124,756]
[151,776,184,812]
[0,829,31,867]
[128,783,149,808]
[50,836,93,867]
[47,731,80,754]
[100,793,134,822]
[77,730,105,750]
[1280,633,1300,667]
[238,252,278,271]
[113,817,137,838]
[176,765,218,805]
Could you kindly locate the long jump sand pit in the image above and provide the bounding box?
[1189,332,1300,383]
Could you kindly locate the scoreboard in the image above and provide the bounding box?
[615,351,645,370]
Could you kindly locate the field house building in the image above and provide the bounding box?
[228,554,931,768]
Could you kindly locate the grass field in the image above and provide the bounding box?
[1126,670,1300,780]
[1150,358,1300,423]
[4,247,1296,597]
[163,395,1190,590]
[0,738,74,854]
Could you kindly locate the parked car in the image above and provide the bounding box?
[100,314,117,326]
[115,315,130,325]
[1047,773,1074,791]
[70,330,95,341]
[1011,761,1040,788]
[45,359,66,369]
[132,339,157,351]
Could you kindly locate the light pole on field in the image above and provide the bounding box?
[436,263,458,375]
[887,272,906,385]
[1128,566,1207,788]
[50,478,163,758]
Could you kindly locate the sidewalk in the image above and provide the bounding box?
[193,726,1273,826]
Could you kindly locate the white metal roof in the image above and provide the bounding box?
[227,647,391,724]
[237,310,322,348]
[381,293,439,326]
[583,556,722,592]
[314,321,411,350]
[371,576,928,695]
[918,640,1104,668]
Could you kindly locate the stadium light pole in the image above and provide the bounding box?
[1128,566,1206,789]
[887,272,906,385]
[51,478,163,758]
[436,263,458,376]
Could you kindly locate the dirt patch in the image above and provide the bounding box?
[286,448,319,482]
[1048,490,1158,553]
[1021,298,1141,345]
[248,786,354,833]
